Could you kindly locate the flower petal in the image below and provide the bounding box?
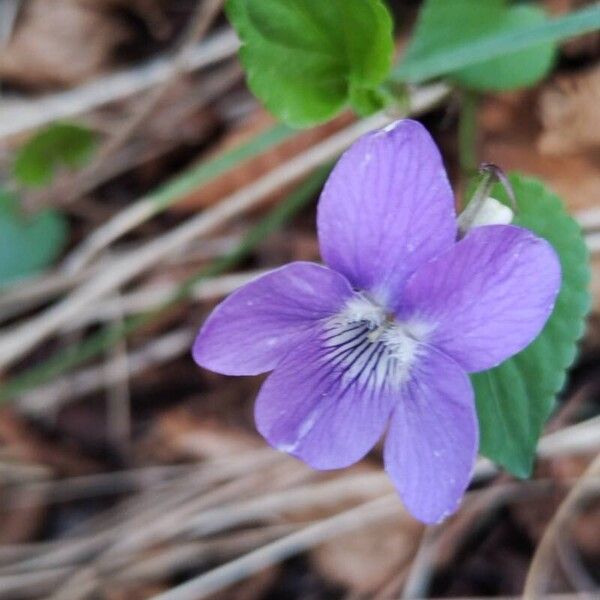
[399,225,561,372]
[193,262,353,376]
[384,349,478,524]
[255,334,397,469]
[317,119,456,305]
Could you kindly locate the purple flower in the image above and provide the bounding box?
[193,120,560,523]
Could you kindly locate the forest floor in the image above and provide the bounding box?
[0,1,599,598]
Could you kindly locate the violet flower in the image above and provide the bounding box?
[193,120,560,523]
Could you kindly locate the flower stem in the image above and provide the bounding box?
[456,163,516,235]
[458,89,479,179]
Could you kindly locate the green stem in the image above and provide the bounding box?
[457,165,498,235]
[0,167,330,402]
[458,89,479,179]
[150,123,293,211]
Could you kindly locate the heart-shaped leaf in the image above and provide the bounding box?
[400,0,556,91]
[226,0,394,127]
[0,191,68,285]
[472,174,590,477]
[14,122,97,188]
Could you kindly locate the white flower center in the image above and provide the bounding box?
[321,294,432,390]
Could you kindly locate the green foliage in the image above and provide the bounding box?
[456,5,555,90]
[396,1,600,87]
[472,174,590,477]
[401,0,555,91]
[14,122,97,187]
[0,191,68,285]
[226,0,394,126]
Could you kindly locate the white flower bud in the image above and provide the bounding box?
[458,196,514,235]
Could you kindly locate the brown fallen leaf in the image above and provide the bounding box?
[0,0,130,88]
[0,408,100,544]
[569,499,600,560]
[509,454,593,545]
[140,402,261,464]
[538,65,600,155]
[311,513,422,595]
[171,108,356,213]
[548,453,595,486]
[479,89,600,213]
[0,408,100,475]
[284,462,423,596]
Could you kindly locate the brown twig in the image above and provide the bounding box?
[0,28,239,139]
[152,494,401,600]
[57,0,227,207]
[523,452,600,598]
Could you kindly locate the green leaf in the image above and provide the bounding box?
[396,2,600,86]
[13,122,97,187]
[400,0,555,91]
[0,191,68,284]
[226,0,394,126]
[455,5,555,91]
[472,174,590,477]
